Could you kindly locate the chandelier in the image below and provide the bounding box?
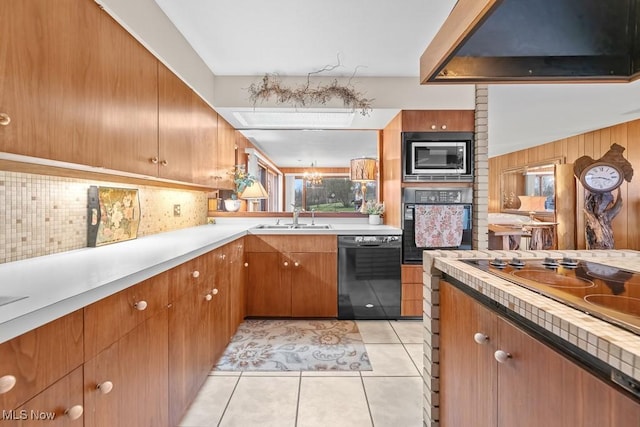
[304,162,323,185]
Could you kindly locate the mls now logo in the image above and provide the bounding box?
[2,410,56,420]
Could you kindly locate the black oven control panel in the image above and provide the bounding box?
[403,187,473,204]
[416,190,462,203]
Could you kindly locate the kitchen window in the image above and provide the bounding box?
[292,176,378,212]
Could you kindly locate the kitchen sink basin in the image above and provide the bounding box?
[0,296,28,307]
[254,224,332,230]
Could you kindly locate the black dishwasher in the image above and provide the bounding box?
[338,235,402,320]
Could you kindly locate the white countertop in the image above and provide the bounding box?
[0,220,401,343]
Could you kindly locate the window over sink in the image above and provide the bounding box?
[290,175,378,212]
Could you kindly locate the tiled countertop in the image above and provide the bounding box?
[0,219,401,343]
[428,249,640,382]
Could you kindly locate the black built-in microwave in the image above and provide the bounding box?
[402,132,474,182]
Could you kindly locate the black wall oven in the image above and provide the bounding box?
[402,187,473,264]
[402,132,474,182]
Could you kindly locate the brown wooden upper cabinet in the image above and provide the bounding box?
[158,63,198,183]
[0,0,159,176]
[401,110,475,133]
[0,0,225,188]
[215,116,238,190]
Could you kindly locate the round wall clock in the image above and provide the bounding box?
[579,162,624,193]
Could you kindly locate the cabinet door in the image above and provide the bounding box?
[84,310,168,427]
[0,0,159,173]
[228,238,247,338]
[207,248,231,363]
[11,366,84,427]
[191,96,218,186]
[167,255,206,304]
[496,317,566,427]
[401,110,475,132]
[168,284,213,426]
[561,357,640,427]
[84,273,169,360]
[0,310,83,411]
[158,63,195,182]
[440,281,497,427]
[215,116,237,190]
[246,252,291,317]
[435,110,475,131]
[0,0,96,161]
[75,6,158,175]
[290,252,337,317]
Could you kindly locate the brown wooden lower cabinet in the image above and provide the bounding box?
[84,310,168,427]
[2,235,349,426]
[228,238,247,339]
[401,265,423,317]
[168,283,213,427]
[246,251,291,316]
[0,310,84,412]
[291,252,337,317]
[11,366,84,427]
[440,280,640,427]
[245,235,338,318]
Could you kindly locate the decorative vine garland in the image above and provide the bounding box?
[247,73,373,116]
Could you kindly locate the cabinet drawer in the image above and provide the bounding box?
[401,300,423,317]
[401,265,423,284]
[84,273,168,360]
[168,256,207,303]
[0,310,83,410]
[245,235,337,253]
[402,282,423,300]
[12,366,84,426]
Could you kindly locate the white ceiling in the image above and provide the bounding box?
[153,0,640,167]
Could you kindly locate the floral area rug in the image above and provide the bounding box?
[213,319,372,371]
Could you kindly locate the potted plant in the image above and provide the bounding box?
[225,165,256,211]
[365,200,385,225]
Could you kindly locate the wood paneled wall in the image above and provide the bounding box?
[489,118,640,250]
[381,112,403,227]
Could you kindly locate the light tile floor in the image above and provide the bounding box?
[179,320,424,427]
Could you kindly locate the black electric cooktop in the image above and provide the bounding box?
[464,258,640,336]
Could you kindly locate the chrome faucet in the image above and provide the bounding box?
[310,208,316,225]
[292,204,302,226]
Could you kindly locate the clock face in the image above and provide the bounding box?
[580,162,624,193]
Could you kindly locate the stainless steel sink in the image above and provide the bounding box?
[295,224,332,229]
[254,224,332,230]
[0,296,28,307]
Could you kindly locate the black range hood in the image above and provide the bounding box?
[420,0,640,83]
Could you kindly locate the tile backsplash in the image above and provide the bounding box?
[0,171,208,264]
